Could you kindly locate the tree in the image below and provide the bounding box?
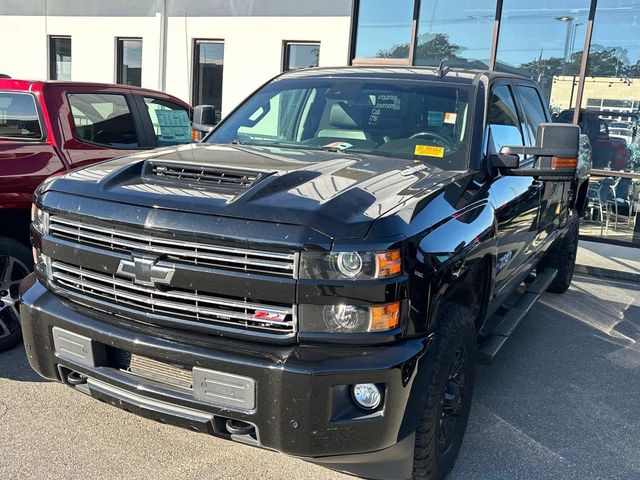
[376,33,462,61]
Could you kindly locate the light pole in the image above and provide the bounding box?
[555,15,575,73]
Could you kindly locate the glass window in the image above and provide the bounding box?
[495,1,590,109]
[49,36,71,81]
[516,85,549,144]
[68,93,139,148]
[0,92,42,140]
[284,43,320,71]
[210,77,472,171]
[354,0,415,60]
[487,84,524,153]
[143,97,192,147]
[193,41,224,124]
[415,0,496,68]
[116,38,142,87]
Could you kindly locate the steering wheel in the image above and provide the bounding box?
[408,131,454,150]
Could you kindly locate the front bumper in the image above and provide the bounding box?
[21,276,432,479]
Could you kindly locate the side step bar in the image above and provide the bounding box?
[478,268,558,365]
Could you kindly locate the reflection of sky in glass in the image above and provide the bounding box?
[286,44,319,70]
[355,0,414,58]
[199,43,224,65]
[590,0,640,64]
[122,39,142,68]
[415,0,496,66]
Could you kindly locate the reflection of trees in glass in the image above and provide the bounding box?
[377,33,463,60]
[519,46,640,79]
[310,46,320,67]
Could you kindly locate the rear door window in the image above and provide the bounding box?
[143,97,192,147]
[0,92,42,140]
[68,93,139,148]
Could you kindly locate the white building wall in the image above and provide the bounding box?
[0,2,353,117]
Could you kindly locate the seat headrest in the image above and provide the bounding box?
[329,103,363,129]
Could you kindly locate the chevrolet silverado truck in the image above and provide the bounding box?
[0,79,191,350]
[21,67,590,479]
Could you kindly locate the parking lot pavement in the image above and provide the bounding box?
[1,273,639,480]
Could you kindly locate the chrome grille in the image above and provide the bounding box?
[48,216,297,278]
[51,261,296,335]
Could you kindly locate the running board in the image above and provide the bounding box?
[478,268,557,365]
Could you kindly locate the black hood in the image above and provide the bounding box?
[42,143,462,239]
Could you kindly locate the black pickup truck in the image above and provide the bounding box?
[21,67,589,480]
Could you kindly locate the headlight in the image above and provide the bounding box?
[299,250,401,280]
[31,204,49,235]
[299,302,400,333]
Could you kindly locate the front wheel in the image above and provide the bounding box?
[412,303,477,480]
[0,238,33,352]
[539,209,579,294]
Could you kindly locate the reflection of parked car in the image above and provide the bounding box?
[608,121,636,145]
[555,109,629,170]
[0,79,191,351]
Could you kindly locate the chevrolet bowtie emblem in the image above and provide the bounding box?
[117,254,175,287]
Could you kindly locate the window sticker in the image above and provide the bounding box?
[427,111,444,126]
[323,141,353,151]
[414,144,445,158]
[155,110,192,144]
[444,112,458,124]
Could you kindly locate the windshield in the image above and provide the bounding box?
[208,77,472,170]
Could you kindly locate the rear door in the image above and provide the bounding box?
[487,82,541,298]
[54,85,150,168]
[514,83,567,250]
[0,90,64,210]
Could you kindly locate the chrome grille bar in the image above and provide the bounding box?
[51,261,295,335]
[49,216,297,277]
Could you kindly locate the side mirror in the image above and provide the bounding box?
[192,105,217,140]
[493,123,580,180]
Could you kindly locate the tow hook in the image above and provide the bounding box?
[66,370,88,386]
[225,419,255,436]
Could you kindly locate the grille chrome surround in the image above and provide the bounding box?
[51,261,296,336]
[49,216,297,278]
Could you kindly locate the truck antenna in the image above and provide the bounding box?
[435,59,450,78]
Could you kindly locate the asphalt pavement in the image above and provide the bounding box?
[1,273,639,480]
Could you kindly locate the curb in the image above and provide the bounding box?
[575,264,640,283]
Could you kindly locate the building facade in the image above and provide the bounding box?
[1,0,640,243]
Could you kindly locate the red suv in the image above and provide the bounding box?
[0,79,191,350]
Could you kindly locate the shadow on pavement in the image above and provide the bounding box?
[451,275,640,480]
[0,343,46,383]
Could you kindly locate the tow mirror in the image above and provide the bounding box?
[192,105,217,141]
[493,123,580,180]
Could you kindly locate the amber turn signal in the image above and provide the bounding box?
[375,250,402,278]
[370,301,400,331]
[551,157,578,169]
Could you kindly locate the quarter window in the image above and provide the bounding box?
[0,92,42,140]
[68,93,139,148]
[487,84,524,153]
[143,97,192,147]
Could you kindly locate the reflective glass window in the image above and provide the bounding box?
[415,0,496,68]
[193,41,224,124]
[144,98,192,147]
[354,0,415,59]
[49,36,71,81]
[116,38,142,87]
[284,43,320,71]
[0,93,42,140]
[487,84,524,153]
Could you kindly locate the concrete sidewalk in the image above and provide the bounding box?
[576,240,640,282]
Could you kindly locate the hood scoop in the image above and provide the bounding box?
[145,160,265,191]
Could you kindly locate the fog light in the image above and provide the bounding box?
[352,383,382,410]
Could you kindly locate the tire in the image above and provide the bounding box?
[412,303,477,480]
[0,237,33,352]
[538,209,579,294]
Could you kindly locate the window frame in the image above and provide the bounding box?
[0,91,46,143]
[116,37,143,87]
[48,35,72,81]
[66,91,147,150]
[282,41,321,72]
[513,84,550,147]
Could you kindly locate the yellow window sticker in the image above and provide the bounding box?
[414,145,444,158]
